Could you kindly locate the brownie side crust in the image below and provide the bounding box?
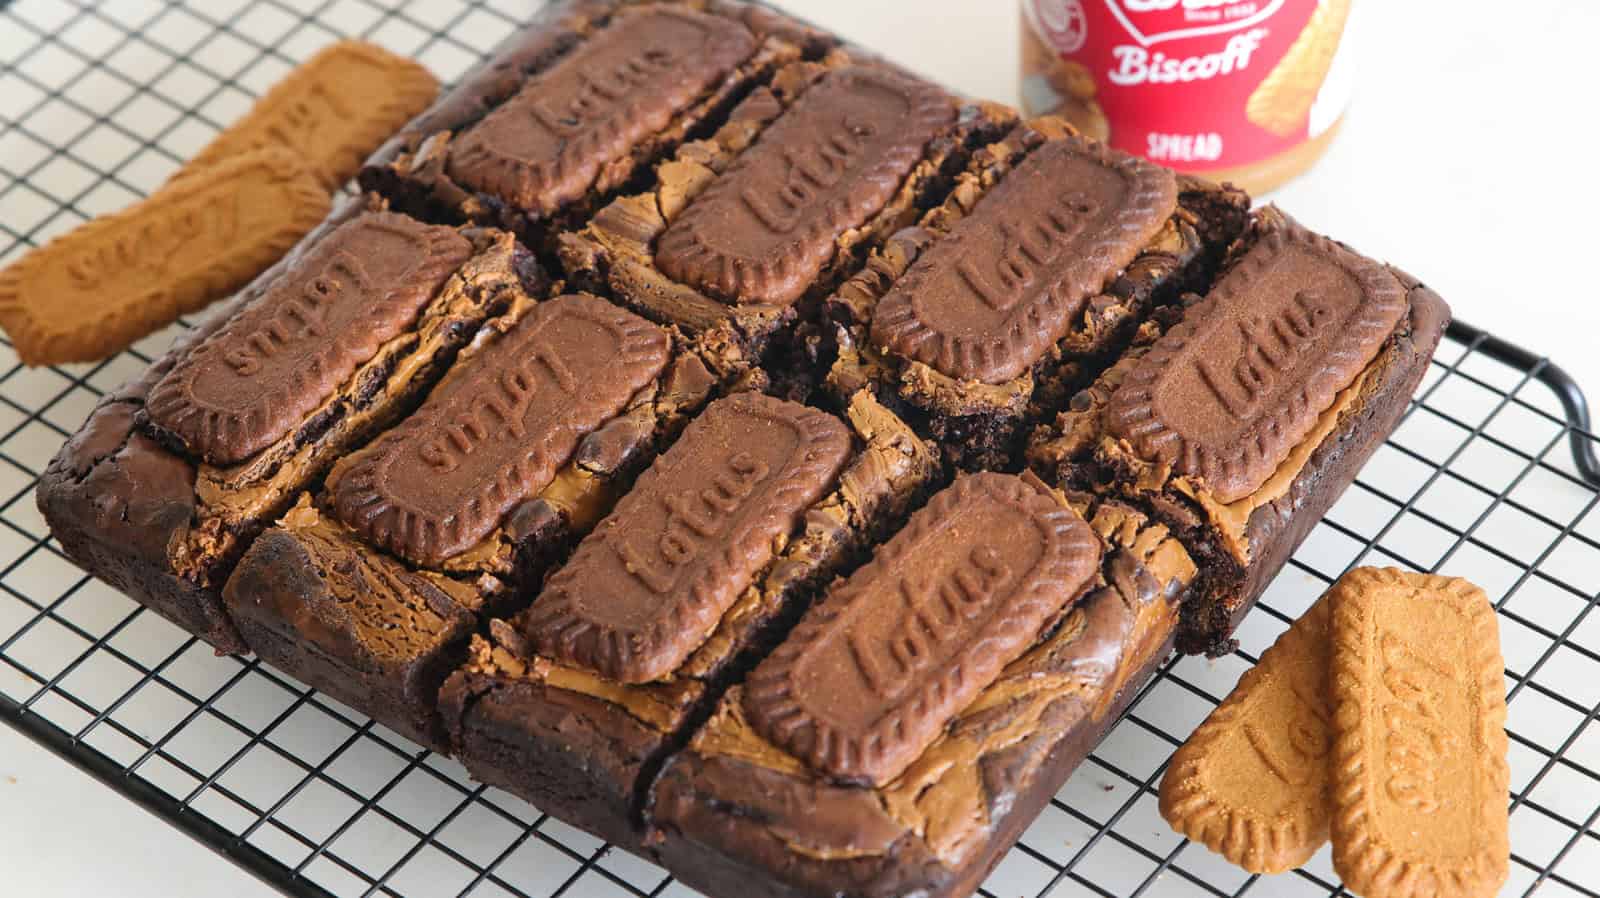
[437,391,941,850]
[38,293,251,650]
[223,500,480,749]
[647,488,1196,898]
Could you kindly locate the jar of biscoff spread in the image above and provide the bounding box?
[1021,0,1357,194]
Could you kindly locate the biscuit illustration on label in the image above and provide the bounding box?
[179,40,438,189]
[1246,0,1351,137]
[1160,594,1334,873]
[1328,568,1509,898]
[0,149,328,366]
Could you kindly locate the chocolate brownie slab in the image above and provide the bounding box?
[558,57,1015,380]
[827,118,1249,470]
[39,198,542,652]
[1028,207,1449,654]
[224,293,722,747]
[437,390,939,847]
[362,1,831,250]
[648,478,1198,898]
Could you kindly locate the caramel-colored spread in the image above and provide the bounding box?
[458,630,691,733]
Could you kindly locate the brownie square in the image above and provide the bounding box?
[825,117,1249,470]
[557,55,1016,381]
[1028,207,1450,654]
[361,0,834,251]
[39,197,543,653]
[647,483,1197,898]
[224,292,723,748]
[437,389,941,847]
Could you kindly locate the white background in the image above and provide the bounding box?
[3,1,1599,896]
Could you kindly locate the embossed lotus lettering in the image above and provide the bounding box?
[145,213,472,466]
[871,137,1177,384]
[446,7,756,213]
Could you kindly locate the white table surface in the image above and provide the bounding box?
[3,1,1597,896]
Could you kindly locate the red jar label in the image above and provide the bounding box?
[1023,0,1354,174]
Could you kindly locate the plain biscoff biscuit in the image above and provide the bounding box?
[1328,567,1509,898]
[176,40,438,189]
[0,149,327,366]
[1246,0,1351,137]
[1160,593,1335,873]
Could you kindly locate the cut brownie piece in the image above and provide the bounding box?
[648,479,1198,898]
[224,293,720,748]
[1028,207,1449,655]
[826,117,1249,470]
[437,390,940,848]
[361,0,832,251]
[558,55,1016,380]
[39,198,542,653]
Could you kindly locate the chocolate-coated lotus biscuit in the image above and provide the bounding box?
[742,472,1101,786]
[1028,208,1449,655]
[521,393,853,683]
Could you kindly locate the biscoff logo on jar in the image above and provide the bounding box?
[1108,0,1285,44]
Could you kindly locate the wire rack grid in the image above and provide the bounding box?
[0,1,1597,896]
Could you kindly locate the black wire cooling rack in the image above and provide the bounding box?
[1,1,1598,896]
